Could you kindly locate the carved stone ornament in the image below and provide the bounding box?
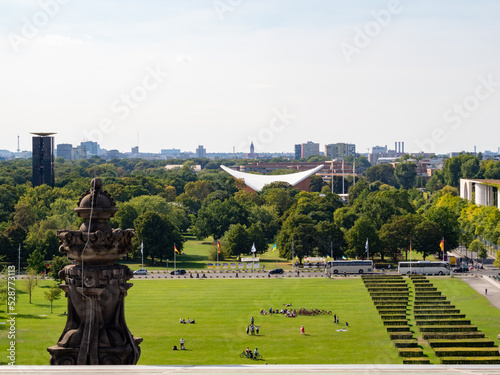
[48,178,142,365]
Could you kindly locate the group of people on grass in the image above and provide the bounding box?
[245,347,259,359]
[260,306,332,317]
[179,318,196,324]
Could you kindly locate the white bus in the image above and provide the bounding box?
[398,261,450,275]
[325,260,373,275]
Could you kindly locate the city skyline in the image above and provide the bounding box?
[1,1,499,155]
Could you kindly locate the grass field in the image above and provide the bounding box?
[1,276,499,365]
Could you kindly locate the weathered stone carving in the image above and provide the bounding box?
[48,178,142,365]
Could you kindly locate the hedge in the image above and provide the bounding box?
[379,310,407,315]
[414,296,446,301]
[372,297,409,302]
[414,314,465,320]
[419,325,478,332]
[386,325,410,332]
[380,314,407,320]
[414,301,451,306]
[414,291,442,296]
[428,339,495,348]
[416,319,471,326]
[413,308,459,314]
[422,332,485,340]
[383,320,408,326]
[403,358,431,364]
[439,357,500,364]
[389,332,413,340]
[393,339,419,348]
[434,347,499,357]
[398,348,424,357]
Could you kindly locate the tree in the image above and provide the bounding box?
[345,217,381,260]
[365,164,397,186]
[378,215,420,262]
[276,214,317,263]
[44,284,62,313]
[469,239,487,264]
[193,198,248,240]
[27,249,46,275]
[134,212,184,264]
[222,224,251,257]
[494,251,500,270]
[425,206,460,253]
[24,269,38,304]
[412,220,442,260]
[49,255,71,282]
[309,175,324,192]
[315,220,345,259]
[394,162,417,190]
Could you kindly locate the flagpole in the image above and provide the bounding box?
[292,238,294,270]
[217,242,219,274]
[141,240,144,270]
[18,243,21,276]
[174,243,176,272]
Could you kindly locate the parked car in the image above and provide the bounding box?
[133,269,147,275]
[453,266,468,273]
[170,269,187,275]
[268,268,284,275]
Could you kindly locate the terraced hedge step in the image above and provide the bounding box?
[414,301,451,306]
[403,358,431,364]
[370,293,410,298]
[367,287,409,292]
[372,297,409,302]
[428,339,495,348]
[414,296,446,301]
[383,320,408,326]
[378,310,407,315]
[398,348,424,357]
[389,332,413,340]
[416,319,471,326]
[422,332,485,340]
[419,325,478,333]
[414,287,438,291]
[434,348,500,357]
[380,314,407,320]
[414,291,442,296]
[414,314,466,320]
[413,308,459,314]
[393,339,419,348]
[374,301,408,305]
[386,325,410,332]
[440,357,500,364]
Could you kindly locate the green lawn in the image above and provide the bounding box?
[2,276,499,365]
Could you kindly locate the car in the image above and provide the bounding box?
[133,269,147,275]
[453,266,468,273]
[268,268,284,275]
[170,269,187,275]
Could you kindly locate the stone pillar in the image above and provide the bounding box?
[47,178,142,365]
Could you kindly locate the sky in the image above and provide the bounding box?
[0,0,499,155]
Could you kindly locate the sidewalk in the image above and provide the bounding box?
[460,275,500,310]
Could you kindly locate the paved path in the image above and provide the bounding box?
[459,274,500,310]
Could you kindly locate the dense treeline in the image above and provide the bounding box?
[1,154,500,271]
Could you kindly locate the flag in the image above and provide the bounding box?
[140,241,143,255]
[251,243,256,253]
[175,245,180,254]
[327,255,331,259]
[365,238,369,253]
[217,241,221,253]
[272,243,277,251]
[342,255,347,260]
[439,239,444,252]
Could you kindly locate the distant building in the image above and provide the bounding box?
[81,141,100,157]
[131,146,139,155]
[196,145,206,158]
[300,141,320,159]
[56,144,72,160]
[325,143,356,159]
[294,144,302,160]
[244,141,258,158]
[72,145,87,160]
[161,148,181,158]
[107,149,121,159]
[32,133,55,187]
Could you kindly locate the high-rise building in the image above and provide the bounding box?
[57,143,72,160]
[325,143,356,159]
[32,133,55,187]
[301,141,320,159]
[81,141,99,157]
[196,145,207,158]
[294,144,302,160]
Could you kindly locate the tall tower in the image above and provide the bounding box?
[250,141,255,155]
[31,132,56,187]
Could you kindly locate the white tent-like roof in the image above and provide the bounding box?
[220,165,325,192]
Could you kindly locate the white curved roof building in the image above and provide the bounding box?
[220,164,324,192]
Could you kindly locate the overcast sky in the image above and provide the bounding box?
[1,0,499,155]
